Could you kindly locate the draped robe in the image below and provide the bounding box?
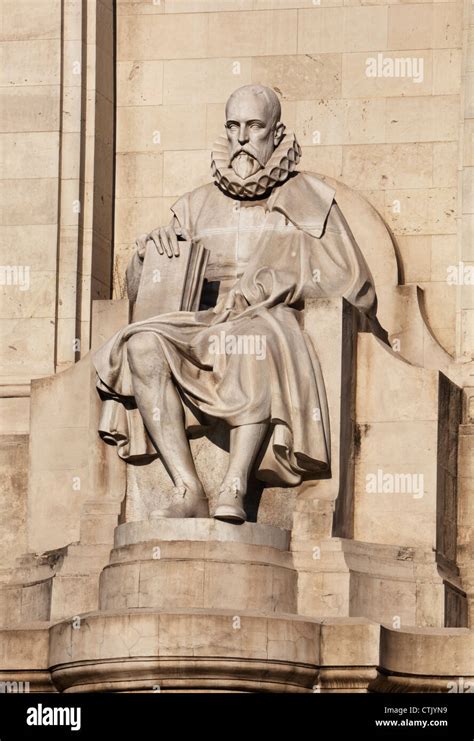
[93,171,376,486]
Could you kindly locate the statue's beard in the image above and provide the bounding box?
[230,150,263,180]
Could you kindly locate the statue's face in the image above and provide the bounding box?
[225,91,279,180]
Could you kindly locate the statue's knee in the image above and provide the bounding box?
[127,332,154,359]
[127,333,156,369]
[127,333,169,376]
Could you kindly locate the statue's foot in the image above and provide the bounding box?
[151,483,209,519]
[213,483,246,524]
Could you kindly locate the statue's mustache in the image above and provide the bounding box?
[231,148,263,167]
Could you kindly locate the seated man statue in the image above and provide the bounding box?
[93,84,378,523]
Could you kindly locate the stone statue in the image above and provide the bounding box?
[93,84,379,523]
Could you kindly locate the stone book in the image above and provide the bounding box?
[132,240,210,322]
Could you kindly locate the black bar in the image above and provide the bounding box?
[0,692,472,740]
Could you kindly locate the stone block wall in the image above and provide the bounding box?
[1,0,63,385]
[0,0,115,386]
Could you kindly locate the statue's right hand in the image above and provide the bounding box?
[135,225,190,260]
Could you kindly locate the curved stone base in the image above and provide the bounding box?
[49,609,320,693]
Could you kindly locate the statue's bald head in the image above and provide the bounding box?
[224,85,285,180]
[225,85,281,128]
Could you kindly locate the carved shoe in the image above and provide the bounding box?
[151,485,209,519]
[213,486,246,524]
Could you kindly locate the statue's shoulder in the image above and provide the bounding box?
[170,182,222,227]
[169,181,218,228]
[270,171,336,238]
[290,170,337,200]
[172,181,219,209]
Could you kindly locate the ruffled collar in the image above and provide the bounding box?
[211,131,301,199]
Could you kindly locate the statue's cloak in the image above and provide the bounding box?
[93,173,376,486]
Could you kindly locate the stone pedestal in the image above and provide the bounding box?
[49,519,321,693]
[38,517,474,693]
[100,519,294,614]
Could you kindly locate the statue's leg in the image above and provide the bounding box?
[213,421,269,523]
[127,332,209,518]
